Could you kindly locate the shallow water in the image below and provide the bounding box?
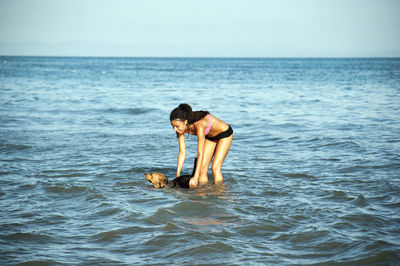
[1,57,399,265]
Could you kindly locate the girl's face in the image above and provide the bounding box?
[171,119,187,134]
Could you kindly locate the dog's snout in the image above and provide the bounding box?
[145,173,152,181]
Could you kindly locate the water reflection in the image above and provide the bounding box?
[178,183,241,231]
[191,183,230,199]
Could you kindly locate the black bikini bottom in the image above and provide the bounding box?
[206,125,233,141]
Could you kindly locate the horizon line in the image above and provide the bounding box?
[1,54,400,59]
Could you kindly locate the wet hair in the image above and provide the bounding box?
[170,103,209,124]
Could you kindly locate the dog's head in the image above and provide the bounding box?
[145,172,168,188]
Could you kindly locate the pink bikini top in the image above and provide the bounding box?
[194,114,212,135]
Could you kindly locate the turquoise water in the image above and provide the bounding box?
[1,57,399,265]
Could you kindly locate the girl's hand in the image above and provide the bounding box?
[189,176,199,188]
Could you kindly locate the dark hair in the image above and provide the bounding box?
[170,103,209,124]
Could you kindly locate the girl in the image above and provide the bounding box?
[170,103,233,188]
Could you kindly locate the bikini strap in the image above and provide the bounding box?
[194,114,211,135]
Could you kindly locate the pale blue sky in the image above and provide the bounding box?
[0,0,399,57]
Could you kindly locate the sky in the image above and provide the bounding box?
[0,0,399,57]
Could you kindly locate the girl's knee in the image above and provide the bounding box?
[211,164,224,184]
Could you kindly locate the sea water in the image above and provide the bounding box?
[1,57,399,265]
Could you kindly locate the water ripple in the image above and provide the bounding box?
[1,57,400,265]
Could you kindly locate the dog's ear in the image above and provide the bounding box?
[145,173,150,181]
[145,173,158,187]
[145,172,167,188]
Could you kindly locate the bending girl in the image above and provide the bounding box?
[170,103,233,188]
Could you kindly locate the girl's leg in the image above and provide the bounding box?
[211,135,233,184]
[198,139,217,185]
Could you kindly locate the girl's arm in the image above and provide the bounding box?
[190,127,205,188]
[176,133,186,177]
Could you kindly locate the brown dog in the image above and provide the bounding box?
[145,172,167,188]
[145,158,197,189]
[145,172,191,188]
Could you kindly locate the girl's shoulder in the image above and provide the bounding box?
[194,113,212,126]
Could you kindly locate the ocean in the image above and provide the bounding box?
[1,56,399,265]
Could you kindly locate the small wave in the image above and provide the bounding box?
[337,166,364,174]
[274,122,305,129]
[142,232,187,249]
[0,143,31,152]
[111,167,147,174]
[338,163,397,174]
[34,214,67,226]
[321,157,341,162]
[282,173,317,179]
[144,207,177,225]
[93,207,122,218]
[351,194,370,207]
[277,228,330,244]
[172,200,210,213]
[39,172,89,179]
[177,241,234,256]
[85,188,108,202]
[44,184,88,197]
[347,250,400,265]
[323,190,353,202]
[103,107,157,115]
[15,260,59,266]
[316,140,361,149]
[161,221,182,231]
[91,225,152,243]
[237,221,281,236]
[381,194,400,208]
[91,229,122,242]
[2,232,53,244]
[341,213,387,227]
